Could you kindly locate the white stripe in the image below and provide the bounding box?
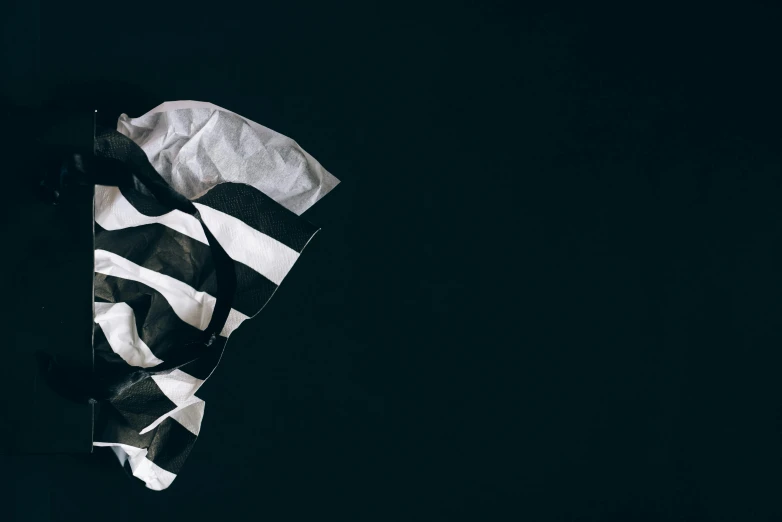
[194,203,299,285]
[94,302,163,368]
[169,399,205,436]
[95,249,251,337]
[138,395,204,436]
[95,185,207,242]
[151,369,204,407]
[94,442,178,491]
[95,249,215,331]
[96,185,296,286]
[221,308,251,337]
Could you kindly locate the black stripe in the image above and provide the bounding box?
[95,222,277,318]
[194,182,319,252]
[95,402,156,450]
[108,377,178,434]
[94,274,227,381]
[93,352,214,452]
[95,128,195,215]
[146,417,199,475]
[115,178,319,253]
[119,184,170,217]
[95,402,196,476]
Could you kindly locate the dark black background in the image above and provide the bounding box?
[2,2,782,520]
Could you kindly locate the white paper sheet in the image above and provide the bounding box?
[116,101,339,215]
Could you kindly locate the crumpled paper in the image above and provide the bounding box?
[117,100,339,216]
[92,102,337,490]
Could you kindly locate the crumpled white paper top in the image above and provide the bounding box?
[117,100,339,215]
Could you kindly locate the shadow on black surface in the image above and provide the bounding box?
[39,80,159,129]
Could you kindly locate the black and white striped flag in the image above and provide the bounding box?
[90,102,338,490]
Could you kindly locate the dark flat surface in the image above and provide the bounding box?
[0,111,95,455]
[2,2,782,521]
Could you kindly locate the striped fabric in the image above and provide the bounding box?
[92,102,337,490]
